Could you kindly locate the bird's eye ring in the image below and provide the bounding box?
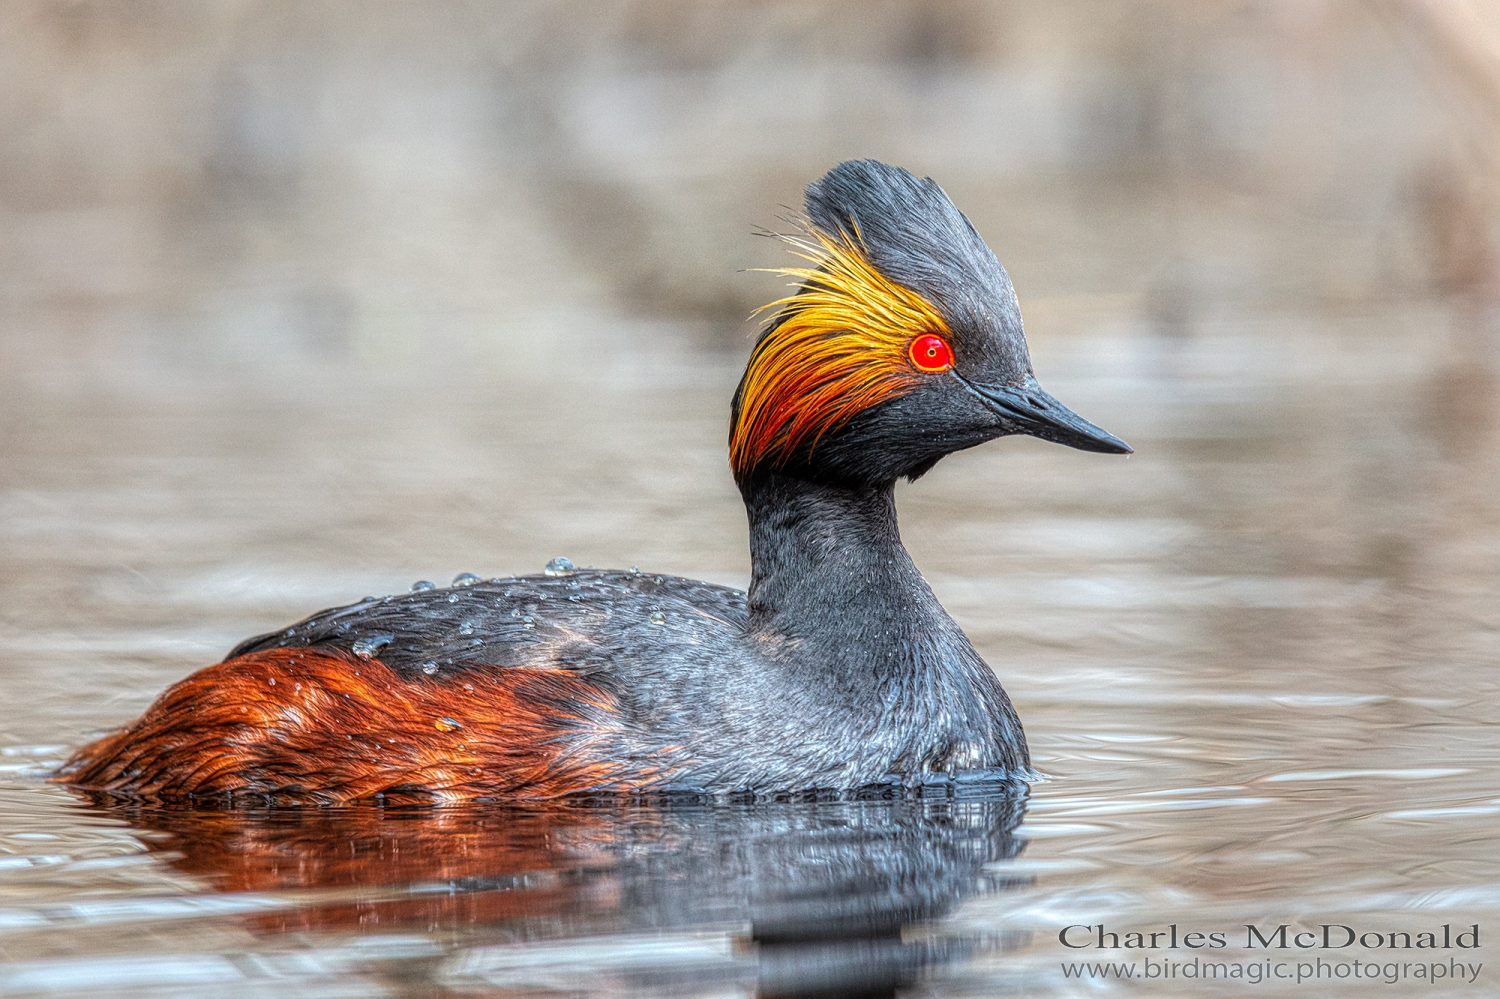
[908,334,954,373]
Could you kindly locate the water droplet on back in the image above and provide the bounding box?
[351,634,394,659]
[447,592,460,603]
[458,620,475,635]
[410,580,436,592]
[421,661,439,675]
[649,610,667,625]
[544,557,576,577]
[452,572,482,587]
[435,717,463,732]
[521,616,535,630]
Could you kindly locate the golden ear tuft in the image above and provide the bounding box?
[730,224,951,478]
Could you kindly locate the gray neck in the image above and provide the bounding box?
[742,474,952,668]
[738,472,1029,775]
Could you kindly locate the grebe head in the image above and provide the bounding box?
[731,159,1130,489]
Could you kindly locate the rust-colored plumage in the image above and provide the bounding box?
[63,650,655,803]
[730,226,951,478]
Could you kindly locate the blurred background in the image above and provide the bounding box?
[5,0,1499,716]
[4,0,1499,369]
[3,4,1500,996]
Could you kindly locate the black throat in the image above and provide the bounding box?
[738,471,1028,776]
[741,473,956,675]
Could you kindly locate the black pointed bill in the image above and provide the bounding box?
[955,373,1132,454]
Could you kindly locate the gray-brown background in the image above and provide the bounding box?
[2,4,1499,997]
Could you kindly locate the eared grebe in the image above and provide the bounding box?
[60,160,1129,803]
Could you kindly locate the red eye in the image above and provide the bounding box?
[908,334,954,372]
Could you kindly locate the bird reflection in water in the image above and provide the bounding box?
[85,785,1030,997]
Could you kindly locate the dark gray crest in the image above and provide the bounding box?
[804,160,1032,383]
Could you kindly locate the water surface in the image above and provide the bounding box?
[2,304,1498,997]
